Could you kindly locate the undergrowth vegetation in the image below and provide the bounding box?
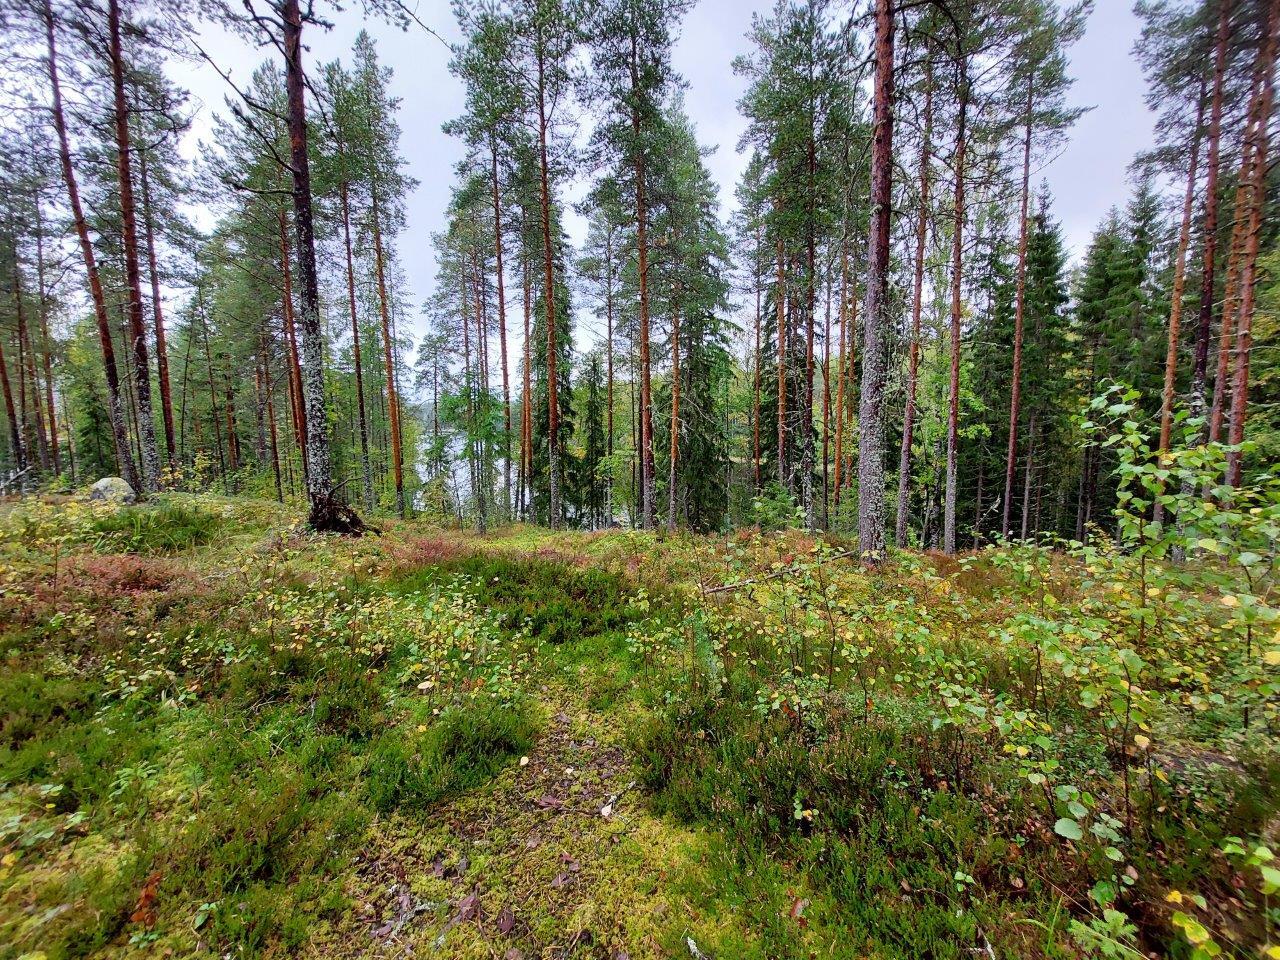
[0,439,1276,960]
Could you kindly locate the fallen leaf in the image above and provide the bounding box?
[551,872,573,889]
[497,906,516,934]
[535,794,563,810]
[130,872,162,929]
[453,892,483,924]
[559,852,581,872]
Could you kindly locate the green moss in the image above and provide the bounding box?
[89,501,224,555]
[365,701,537,813]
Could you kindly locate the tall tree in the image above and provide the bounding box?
[999,0,1087,538]
[857,0,894,560]
[42,0,137,489]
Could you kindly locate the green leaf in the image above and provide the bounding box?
[1054,818,1083,841]
[1260,864,1280,895]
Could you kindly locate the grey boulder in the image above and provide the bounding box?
[89,476,136,504]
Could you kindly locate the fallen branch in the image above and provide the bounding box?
[702,549,860,596]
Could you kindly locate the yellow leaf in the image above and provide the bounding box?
[1165,890,1184,904]
[1134,734,1151,750]
[1220,595,1238,608]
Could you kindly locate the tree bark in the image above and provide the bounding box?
[521,257,533,520]
[944,81,969,556]
[1001,79,1033,539]
[821,265,832,527]
[1226,0,1278,487]
[1020,414,1037,540]
[1188,0,1235,431]
[834,243,849,513]
[667,304,680,531]
[775,223,787,490]
[282,0,351,530]
[339,150,374,512]
[108,0,160,492]
[34,197,59,475]
[261,327,283,502]
[605,221,616,522]
[630,31,655,530]
[752,224,763,494]
[491,137,512,521]
[369,178,404,518]
[1158,81,1207,454]
[536,28,562,528]
[13,268,49,471]
[1210,59,1265,442]
[138,133,176,470]
[44,0,136,489]
[278,207,308,479]
[802,89,818,529]
[0,324,23,472]
[858,0,895,562]
[896,65,931,547]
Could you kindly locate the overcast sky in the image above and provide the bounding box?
[181,0,1156,345]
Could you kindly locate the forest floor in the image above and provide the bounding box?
[0,493,1276,960]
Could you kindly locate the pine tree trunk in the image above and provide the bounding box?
[944,85,969,556]
[1209,162,1251,442]
[775,224,787,490]
[1226,0,1278,487]
[1020,414,1037,540]
[224,370,239,474]
[491,138,512,521]
[200,302,226,483]
[1188,0,1235,430]
[108,0,160,492]
[536,32,562,529]
[667,305,680,532]
[14,270,49,471]
[34,200,59,475]
[833,243,848,513]
[261,329,283,502]
[802,122,817,529]
[630,34,656,531]
[522,259,533,520]
[1159,82,1207,454]
[0,328,23,472]
[858,0,895,562]
[605,223,616,523]
[1210,59,1265,442]
[44,0,135,489]
[370,184,404,518]
[339,160,374,512]
[752,225,763,494]
[821,268,832,527]
[138,136,176,469]
[278,207,308,480]
[282,0,355,531]
[896,67,931,547]
[1002,80,1033,539]
[973,461,984,548]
